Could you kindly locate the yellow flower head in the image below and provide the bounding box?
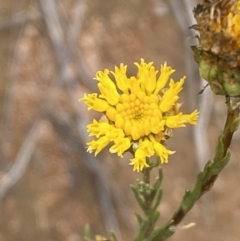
[81,59,199,172]
[193,0,240,66]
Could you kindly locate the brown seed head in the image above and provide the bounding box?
[193,0,240,67]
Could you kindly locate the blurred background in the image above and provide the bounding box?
[0,0,240,241]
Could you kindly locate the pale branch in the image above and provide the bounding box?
[47,108,122,240]
[39,0,95,91]
[0,10,40,31]
[0,119,42,201]
[39,0,121,235]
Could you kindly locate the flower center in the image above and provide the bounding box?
[107,91,163,140]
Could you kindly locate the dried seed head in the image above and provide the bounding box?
[193,0,240,67]
[192,0,240,97]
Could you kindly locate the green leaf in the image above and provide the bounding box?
[84,224,92,241]
[230,116,240,132]
[131,185,146,210]
[153,168,163,190]
[109,231,118,241]
[135,213,143,225]
[153,189,163,211]
[145,223,174,241]
[213,134,224,162]
[84,237,93,241]
[209,151,230,175]
[151,211,160,224]
[181,172,204,211]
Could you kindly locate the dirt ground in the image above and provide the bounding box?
[0,1,240,241]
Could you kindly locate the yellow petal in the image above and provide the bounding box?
[81,93,109,112]
[110,137,131,157]
[159,77,185,112]
[112,63,129,92]
[87,136,110,156]
[154,63,175,94]
[87,119,111,137]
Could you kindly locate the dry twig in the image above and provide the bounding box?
[0,10,40,31]
[39,0,121,237]
[0,119,42,201]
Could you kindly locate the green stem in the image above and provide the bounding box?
[143,165,151,210]
[142,161,155,239]
[219,100,239,158]
[148,100,239,241]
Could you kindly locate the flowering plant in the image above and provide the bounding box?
[81,0,240,240]
[82,59,198,172]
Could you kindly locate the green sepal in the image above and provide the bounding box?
[192,45,240,96]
